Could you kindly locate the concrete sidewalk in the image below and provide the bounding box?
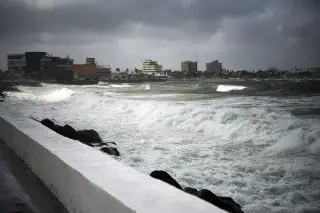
[0,140,68,213]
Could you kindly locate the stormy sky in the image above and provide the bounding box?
[1,0,319,70]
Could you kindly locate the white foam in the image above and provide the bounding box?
[145,84,151,90]
[42,88,75,102]
[2,84,320,213]
[216,85,246,92]
[109,84,133,88]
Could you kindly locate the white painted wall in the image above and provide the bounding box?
[0,116,226,213]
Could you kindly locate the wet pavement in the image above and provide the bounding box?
[0,140,68,213]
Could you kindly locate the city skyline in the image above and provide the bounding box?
[1,0,319,71]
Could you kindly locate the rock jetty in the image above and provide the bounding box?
[36,118,120,156]
[150,170,244,213]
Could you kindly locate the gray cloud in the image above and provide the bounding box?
[0,0,319,70]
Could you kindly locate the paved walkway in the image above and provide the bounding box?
[0,140,68,213]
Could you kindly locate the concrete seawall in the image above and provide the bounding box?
[0,115,226,213]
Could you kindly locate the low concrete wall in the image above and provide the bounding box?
[0,115,226,213]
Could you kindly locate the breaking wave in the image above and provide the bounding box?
[216,85,247,92]
[42,88,76,102]
[145,84,151,90]
[2,81,320,213]
[6,87,76,102]
[109,84,133,88]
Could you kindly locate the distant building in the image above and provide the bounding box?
[206,60,223,76]
[7,54,26,76]
[86,58,96,65]
[96,66,111,80]
[40,54,74,82]
[142,60,163,76]
[25,52,47,76]
[181,61,197,73]
[307,67,320,72]
[73,64,97,80]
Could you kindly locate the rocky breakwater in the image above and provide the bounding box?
[150,170,244,213]
[36,118,120,156]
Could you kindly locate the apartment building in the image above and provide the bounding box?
[206,60,223,76]
[7,54,26,76]
[181,61,197,73]
[142,60,163,76]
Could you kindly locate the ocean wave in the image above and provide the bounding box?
[42,88,76,102]
[145,84,151,90]
[109,84,133,88]
[3,83,320,213]
[5,87,76,102]
[216,85,247,92]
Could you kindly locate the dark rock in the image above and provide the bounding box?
[197,189,244,213]
[0,100,4,102]
[62,125,77,139]
[95,142,117,147]
[219,196,243,212]
[41,119,55,130]
[38,118,120,156]
[52,125,65,136]
[184,187,198,195]
[106,142,117,145]
[100,147,120,157]
[75,129,102,145]
[150,170,182,190]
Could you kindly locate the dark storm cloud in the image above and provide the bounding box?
[0,0,268,40]
[0,0,319,69]
[222,0,320,68]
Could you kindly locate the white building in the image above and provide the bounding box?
[7,54,26,76]
[142,60,163,76]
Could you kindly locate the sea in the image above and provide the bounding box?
[1,79,320,213]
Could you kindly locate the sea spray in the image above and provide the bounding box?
[1,81,320,213]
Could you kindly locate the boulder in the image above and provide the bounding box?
[106,142,117,146]
[38,118,120,156]
[75,129,102,145]
[197,189,244,213]
[150,170,182,190]
[149,170,244,213]
[219,196,243,212]
[95,142,117,147]
[52,125,65,136]
[40,119,55,130]
[100,147,120,157]
[62,125,77,139]
[184,187,198,195]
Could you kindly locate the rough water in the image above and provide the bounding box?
[1,79,320,213]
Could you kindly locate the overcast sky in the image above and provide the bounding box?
[1,0,319,70]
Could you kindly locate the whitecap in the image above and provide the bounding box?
[42,88,76,102]
[216,85,246,92]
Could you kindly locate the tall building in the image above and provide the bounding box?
[181,61,197,73]
[7,54,26,76]
[206,60,223,75]
[25,52,47,76]
[86,58,96,65]
[142,60,163,76]
[40,54,74,82]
